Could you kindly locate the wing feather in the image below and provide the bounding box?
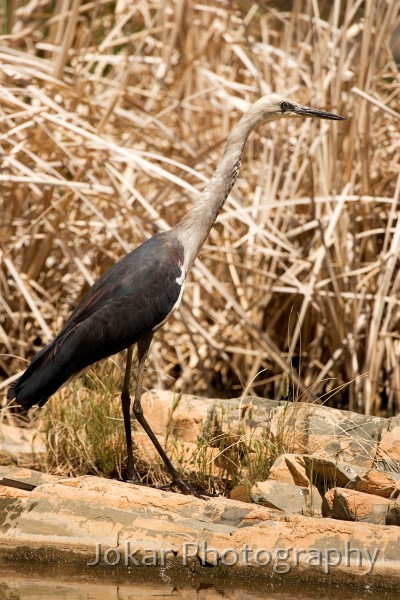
[9,232,185,409]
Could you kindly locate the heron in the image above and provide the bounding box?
[8,94,344,495]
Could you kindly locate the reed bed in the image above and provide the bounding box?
[1,0,400,426]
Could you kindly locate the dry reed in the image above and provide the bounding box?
[1,0,400,423]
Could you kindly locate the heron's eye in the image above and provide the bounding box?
[280,101,289,112]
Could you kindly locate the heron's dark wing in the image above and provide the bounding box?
[59,232,183,336]
[8,232,185,409]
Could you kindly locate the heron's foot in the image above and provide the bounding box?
[124,476,142,485]
[123,466,142,486]
[122,474,213,499]
[123,477,199,496]
[160,478,214,500]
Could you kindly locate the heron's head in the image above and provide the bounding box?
[255,93,345,122]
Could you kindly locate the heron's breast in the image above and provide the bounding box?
[152,265,186,332]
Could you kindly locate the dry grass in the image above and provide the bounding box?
[39,373,279,493]
[1,0,400,425]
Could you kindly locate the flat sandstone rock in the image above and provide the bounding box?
[0,470,399,589]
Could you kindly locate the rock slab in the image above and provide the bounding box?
[0,469,399,589]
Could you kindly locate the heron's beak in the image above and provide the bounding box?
[295,105,345,120]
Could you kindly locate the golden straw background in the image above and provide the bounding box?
[1,0,400,420]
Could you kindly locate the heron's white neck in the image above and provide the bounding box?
[174,103,270,272]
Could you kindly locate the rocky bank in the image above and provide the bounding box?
[0,392,399,589]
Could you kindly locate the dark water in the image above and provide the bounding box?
[0,565,398,600]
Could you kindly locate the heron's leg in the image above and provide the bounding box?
[133,332,201,497]
[121,345,139,482]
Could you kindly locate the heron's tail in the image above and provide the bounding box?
[7,341,67,410]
